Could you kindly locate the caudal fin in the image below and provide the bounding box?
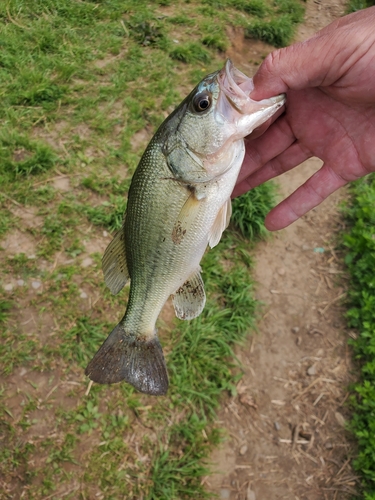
[85,323,169,396]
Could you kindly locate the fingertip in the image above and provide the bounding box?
[231,180,250,199]
[251,50,289,100]
[264,206,296,231]
[264,212,280,231]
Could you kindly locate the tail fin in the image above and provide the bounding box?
[85,323,169,396]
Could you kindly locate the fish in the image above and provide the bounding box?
[85,60,285,396]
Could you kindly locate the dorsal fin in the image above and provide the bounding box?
[171,268,206,320]
[102,224,129,295]
[208,197,232,248]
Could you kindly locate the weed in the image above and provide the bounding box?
[127,15,170,50]
[0,209,13,237]
[81,175,131,196]
[60,318,113,368]
[84,195,127,231]
[0,330,37,375]
[202,33,229,52]
[170,43,211,64]
[274,0,305,23]
[231,183,276,239]
[75,401,102,433]
[246,15,295,47]
[232,0,270,17]
[167,14,196,26]
[0,300,12,324]
[0,132,57,180]
[347,0,375,12]
[341,174,375,495]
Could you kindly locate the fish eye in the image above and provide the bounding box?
[192,92,212,113]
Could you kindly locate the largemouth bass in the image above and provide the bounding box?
[85,60,285,395]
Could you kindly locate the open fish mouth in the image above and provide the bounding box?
[217,59,285,115]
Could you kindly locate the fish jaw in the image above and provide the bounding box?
[216,59,286,139]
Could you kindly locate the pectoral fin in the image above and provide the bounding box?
[208,198,232,248]
[172,189,202,245]
[102,224,129,295]
[172,268,206,320]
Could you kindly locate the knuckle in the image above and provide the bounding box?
[263,49,284,73]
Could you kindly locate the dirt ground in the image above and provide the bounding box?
[208,1,360,499]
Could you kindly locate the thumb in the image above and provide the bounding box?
[250,25,362,100]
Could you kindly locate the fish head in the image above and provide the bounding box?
[173,60,285,179]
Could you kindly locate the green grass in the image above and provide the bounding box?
[341,175,375,498]
[347,0,375,12]
[170,42,211,63]
[244,0,304,47]
[0,132,58,181]
[232,182,277,239]
[233,0,270,17]
[0,0,303,498]
[339,8,375,498]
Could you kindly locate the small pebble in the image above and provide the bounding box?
[307,365,317,376]
[277,267,285,276]
[17,279,25,286]
[4,283,13,291]
[28,254,36,260]
[103,231,108,237]
[291,327,300,334]
[246,489,256,500]
[325,442,333,449]
[81,257,93,268]
[239,444,248,456]
[80,291,88,299]
[274,421,281,431]
[296,336,302,346]
[220,489,230,500]
[32,281,41,290]
[20,368,27,376]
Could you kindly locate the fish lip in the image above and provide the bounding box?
[218,58,286,112]
[218,59,250,114]
[268,93,286,104]
[223,59,246,90]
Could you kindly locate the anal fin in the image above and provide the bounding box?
[102,224,129,295]
[172,268,206,320]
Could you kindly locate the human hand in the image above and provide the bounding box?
[233,6,375,230]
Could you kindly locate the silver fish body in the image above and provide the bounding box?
[85,60,285,395]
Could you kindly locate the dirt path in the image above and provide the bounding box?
[208,1,359,499]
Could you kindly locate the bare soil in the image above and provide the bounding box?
[207,2,360,499]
